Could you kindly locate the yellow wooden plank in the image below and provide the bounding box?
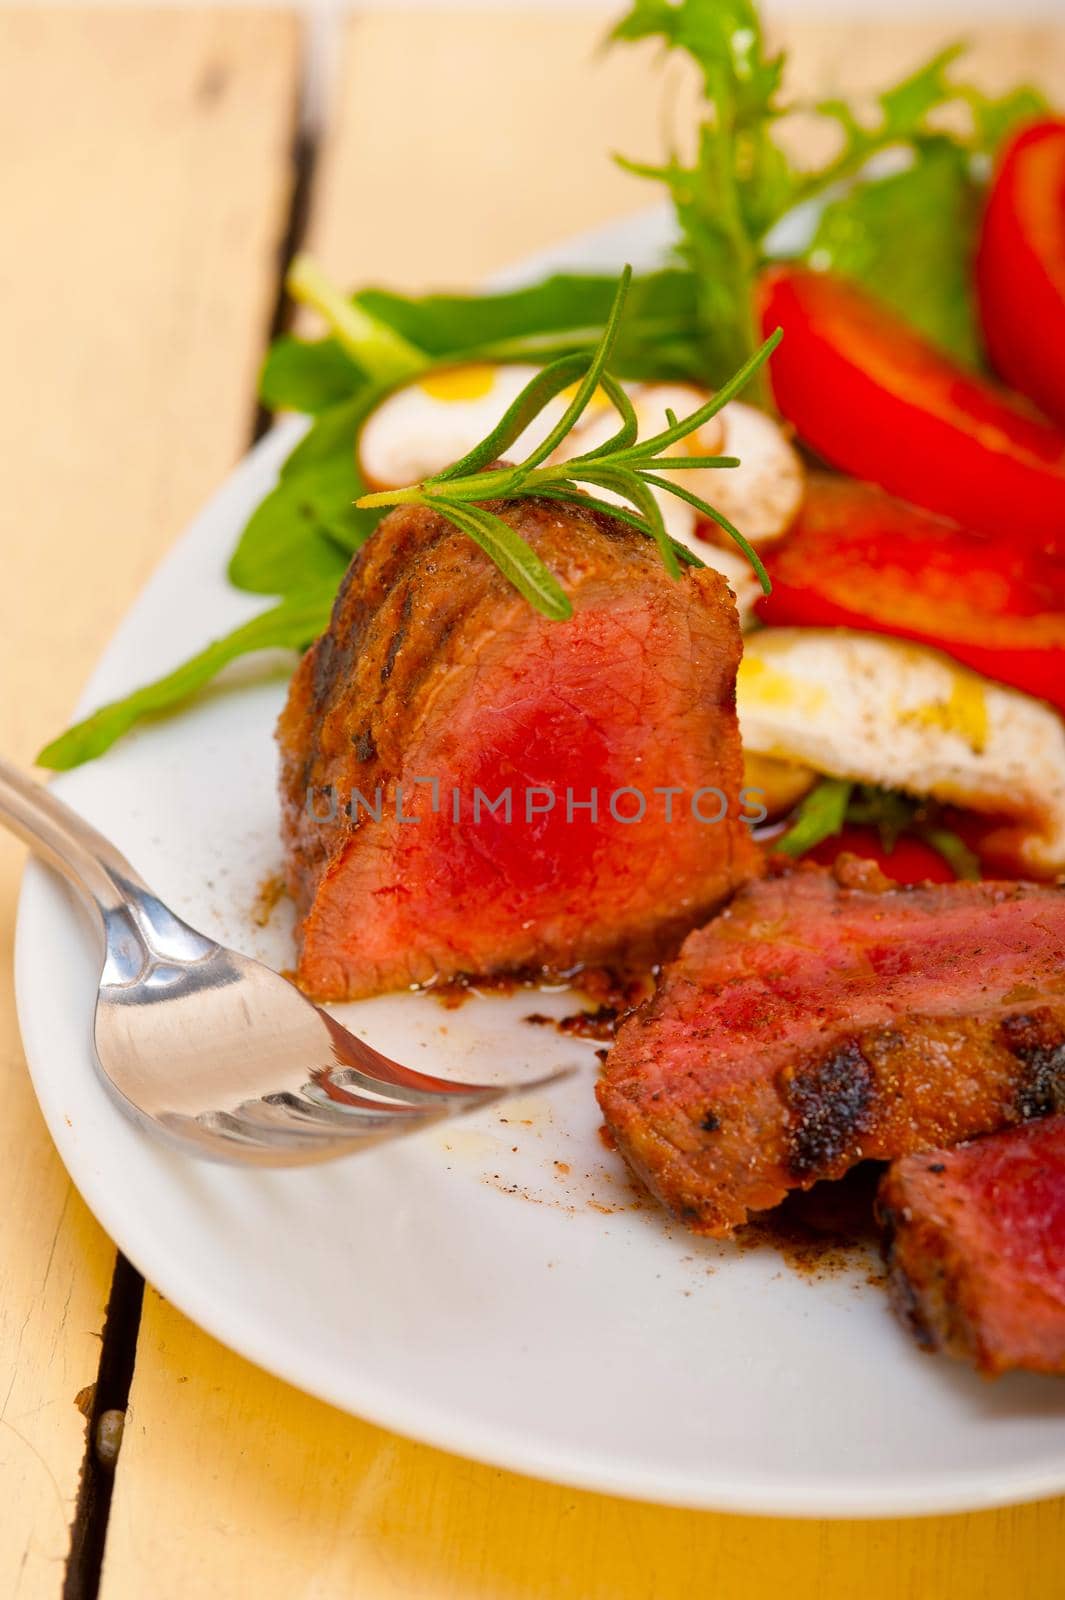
[0,8,300,1595]
[101,10,1065,1600]
[105,1299,1065,1600]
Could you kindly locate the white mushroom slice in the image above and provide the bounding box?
[358,363,571,490]
[558,383,802,544]
[737,628,1065,874]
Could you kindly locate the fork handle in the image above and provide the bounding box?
[0,755,149,922]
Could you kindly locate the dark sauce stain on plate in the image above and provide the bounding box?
[429,964,655,1025]
[738,1164,886,1283]
[251,872,288,928]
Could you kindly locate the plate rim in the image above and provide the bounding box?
[15,206,1065,1519]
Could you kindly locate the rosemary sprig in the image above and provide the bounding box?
[357,267,782,621]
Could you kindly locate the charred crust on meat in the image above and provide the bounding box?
[876,1201,940,1351]
[351,726,377,763]
[699,1109,721,1133]
[782,1040,875,1178]
[380,589,413,683]
[1001,1010,1065,1120]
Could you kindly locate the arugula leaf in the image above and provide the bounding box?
[610,1,1050,379]
[259,336,362,414]
[356,270,704,379]
[37,589,335,771]
[229,394,385,594]
[964,83,1046,158]
[777,780,983,881]
[612,2,785,389]
[810,47,964,194]
[775,777,853,857]
[807,140,983,365]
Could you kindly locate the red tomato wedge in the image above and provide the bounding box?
[977,118,1065,430]
[805,828,957,885]
[759,265,1065,554]
[757,476,1065,713]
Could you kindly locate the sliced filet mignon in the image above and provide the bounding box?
[597,859,1065,1235]
[877,1115,1065,1375]
[278,496,760,999]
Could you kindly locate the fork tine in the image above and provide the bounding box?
[154,1110,373,1167]
[319,1007,563,1100]
[317,1064,502,1109]
[302,1072,443,1114]
[266,1088,438,1127]
[328,1061,578,1108]
[231,1094,447,1142]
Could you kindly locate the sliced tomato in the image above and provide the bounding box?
[977,118,1065,430]
[759,266,1065,554]
[757,476,1065,713]
[804,827,958,884]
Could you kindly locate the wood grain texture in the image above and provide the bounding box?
[99,10,1065,1600]
[0,8,299,1595]
[105,1295,1065,1600]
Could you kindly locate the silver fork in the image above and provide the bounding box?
[1,757,570,1165]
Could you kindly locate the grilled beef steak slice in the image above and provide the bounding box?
[597,860,1065,1235]
[278,496,759,1000]
[878,1115,1065,1375]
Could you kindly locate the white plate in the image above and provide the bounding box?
[16,212,1065,1518]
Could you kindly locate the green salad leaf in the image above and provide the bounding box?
[807,139,983,365]
[356,270,704,378]
[776,779,982,880]
[229,394,385,595]
[38,589,336,771]
[259,336,362,414]
[610,0,1046,371]
[775,778,853,857]
[39,0,1055,769]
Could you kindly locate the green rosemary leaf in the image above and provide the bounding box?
[514,267,633,472]
[649,454,739,470]
[612,328,781,462]
[532,484,705,571]
[574,463,680,578]
[637,471,770,594]
[425,498,572,620]
[429,352,589,484]
[564,372,640,461]
[358,268,767,609]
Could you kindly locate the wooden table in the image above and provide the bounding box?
[1,9,1063,1596]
